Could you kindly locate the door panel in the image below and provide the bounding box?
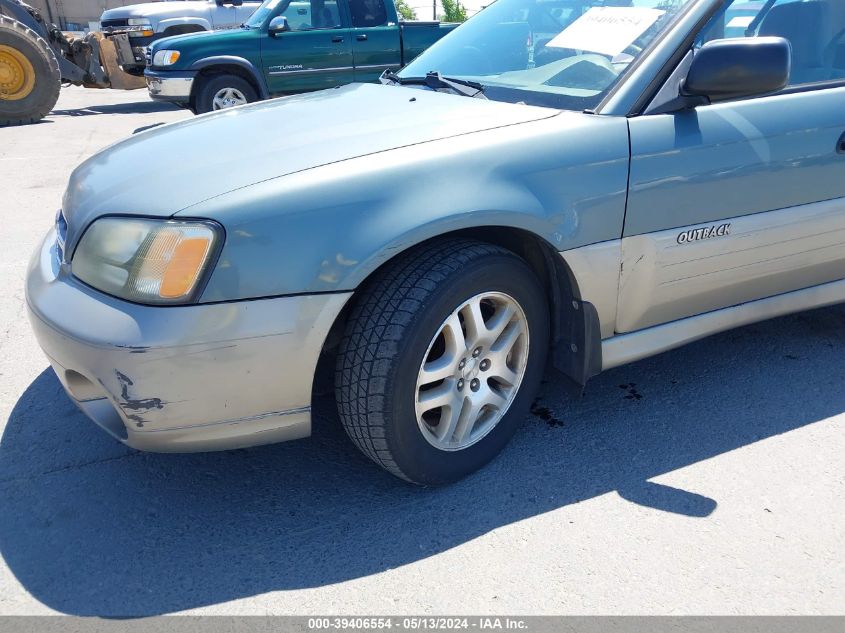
[346,0,400,81]
[236,1,265,25]
[213,0,281,28]
[261,28,353,94]
[620,87,845,332]
[351,25,401,81]
[618,199,845,332]
[212,6,235,29]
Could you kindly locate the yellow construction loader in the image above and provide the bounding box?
[1,0,145,125]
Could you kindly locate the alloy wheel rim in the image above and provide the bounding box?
[415,291,530,451]
[0,45,35,101]
[212,87,247,110]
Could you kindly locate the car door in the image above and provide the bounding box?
[212,0,247,29]
[260,0,354,95]
[236,0,264,24]
[617,0,845,333]
[347,0,401,81]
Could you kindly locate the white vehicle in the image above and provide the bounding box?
[99,0,262,74]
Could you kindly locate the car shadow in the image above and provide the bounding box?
[1,304,843,616]
[50,101,181,117]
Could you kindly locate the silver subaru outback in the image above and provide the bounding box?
[27,0,845,484]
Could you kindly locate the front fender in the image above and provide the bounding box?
[189,55,268,97]
[179,113,630,302]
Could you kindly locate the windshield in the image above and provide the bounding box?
[401,0,696,110]
[246,0,286,27]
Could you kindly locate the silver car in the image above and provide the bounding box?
[26,0,845,484]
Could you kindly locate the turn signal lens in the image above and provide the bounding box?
[126,20,155,38]
[72,218,221,304]
[152,50,180,66]
[159,237,214,298]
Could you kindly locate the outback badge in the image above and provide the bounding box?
[677,223,731,245]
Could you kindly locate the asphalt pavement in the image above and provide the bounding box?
[0,86,842,616]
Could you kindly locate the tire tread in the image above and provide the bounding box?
[335,238,515,482]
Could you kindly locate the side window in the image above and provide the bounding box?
[348,0,388,28]
[698,0,845,87]
[280,0,342,30]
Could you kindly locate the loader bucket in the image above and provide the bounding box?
[92,32,145,90]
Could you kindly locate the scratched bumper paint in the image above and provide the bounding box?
[25,229,351,452]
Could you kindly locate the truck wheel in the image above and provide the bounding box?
[0,15,60,126]
[194,74,257,114]
[335,239,550,485]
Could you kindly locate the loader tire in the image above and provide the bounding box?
[0,15,60,126]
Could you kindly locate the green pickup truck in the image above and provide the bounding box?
[144,0,458,113]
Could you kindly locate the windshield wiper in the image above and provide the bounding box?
[381,70,487,99]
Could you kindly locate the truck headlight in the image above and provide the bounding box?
[72,218,222,305]
[126,19,154,37]
[152,49,181,66]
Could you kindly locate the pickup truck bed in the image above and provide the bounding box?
[400,21,454,62]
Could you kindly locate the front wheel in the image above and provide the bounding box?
[194,74,258,114]
[335,239,549,485]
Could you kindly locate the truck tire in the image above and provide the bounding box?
[335,239,550,485]
[194,73,257,114]
[0,15,60,126]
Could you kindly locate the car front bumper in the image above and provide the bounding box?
[145,69,197,104]
[25,229,351,452]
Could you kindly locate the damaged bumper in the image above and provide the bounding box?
[25,230,351,452]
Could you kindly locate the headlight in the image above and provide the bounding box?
[72,218,221,305]
[126,19,154,37]
[152,49,181,66]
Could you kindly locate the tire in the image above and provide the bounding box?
[0,15,60,126]
[335,239,550,485]
[194,73,258,114]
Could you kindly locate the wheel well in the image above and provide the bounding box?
[312,227,589,400]
[161,24,205,37]
[190,64,261,108]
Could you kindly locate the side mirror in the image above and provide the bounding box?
[683,36,791,103]
[268,16,290,35]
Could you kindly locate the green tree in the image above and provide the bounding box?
[395,0,417,20]
[439,0,468,22]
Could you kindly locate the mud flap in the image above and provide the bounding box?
[538,247,603,396]
[552,298,603,396]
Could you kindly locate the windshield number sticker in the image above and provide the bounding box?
[726,15,755,29]
[546,7,665,57]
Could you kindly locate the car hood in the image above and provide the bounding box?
[62,83,558,247]
[101,2,210,21]
[149,27,243,51]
